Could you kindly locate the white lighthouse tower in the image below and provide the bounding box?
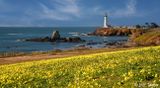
[103,13,109,28]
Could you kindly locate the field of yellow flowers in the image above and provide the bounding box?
[0,46,160,88]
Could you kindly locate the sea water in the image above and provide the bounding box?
[0,27,128,53]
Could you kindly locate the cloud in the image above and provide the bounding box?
[0,0,150,26]
[82,0,138,18]
[26,0,81,21]
[109,0,137,18]
[53,0,80,17]
[0,0,82,26]
[38,3,71,20]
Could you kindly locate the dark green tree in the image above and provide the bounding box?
[135,24,141,28]
[150,22,159,28]
[145,22,150,28]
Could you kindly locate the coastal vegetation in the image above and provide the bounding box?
[130,28,160,46]
[135,22,159,29]
[0,46,160,87]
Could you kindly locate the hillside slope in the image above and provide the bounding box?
[0,46,160,87]
[131,29,160,46]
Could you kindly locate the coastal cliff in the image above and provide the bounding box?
[89,28,146,36]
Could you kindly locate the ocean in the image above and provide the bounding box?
[0,27,128,53]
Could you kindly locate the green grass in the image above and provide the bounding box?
[0,46,160,88]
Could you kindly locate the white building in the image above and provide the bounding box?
[103,14,109,28]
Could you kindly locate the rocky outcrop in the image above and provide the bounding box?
[25,37,51,42]
[60,37,85,42]
[51,31,60,41]
[24,31,85,43]
[89,28,146,36]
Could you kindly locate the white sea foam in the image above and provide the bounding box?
[68,32,88,37]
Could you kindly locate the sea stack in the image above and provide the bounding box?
[51,31,60,41]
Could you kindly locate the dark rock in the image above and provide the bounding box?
[107,42,117,46]
[70,37,84,42]
[65,37,71,42]
[61,37,85,42]
[51,31,60,41]
[23,31,85,43]
[25,37,50,42]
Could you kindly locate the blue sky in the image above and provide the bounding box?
[0,0,159,27]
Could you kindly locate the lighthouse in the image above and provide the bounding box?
[103,14,109,28]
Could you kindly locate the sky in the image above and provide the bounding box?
[0,0,159,27]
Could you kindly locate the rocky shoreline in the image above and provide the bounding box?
[20,28,160,53]
[3,28,160,59]
[88,27,146,36]
[24,31,85,43]
[23,29,130,50]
